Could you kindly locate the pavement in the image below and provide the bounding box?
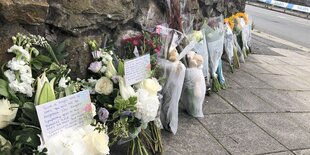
[162,31,310,155]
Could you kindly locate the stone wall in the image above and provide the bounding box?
[0,0,246,78]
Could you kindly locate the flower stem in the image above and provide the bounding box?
[9,122,41,130]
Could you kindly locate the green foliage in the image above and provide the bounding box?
[118,60,125,76]
[0,79,9,97]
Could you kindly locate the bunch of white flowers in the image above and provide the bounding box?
[4,45,35,97]
[135,78,162,126]
[89,49,117,78]
[38,125,109,155]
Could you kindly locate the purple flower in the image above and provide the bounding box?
[98,107,109,123]
[88,61,102,73]
[121,111,133,116]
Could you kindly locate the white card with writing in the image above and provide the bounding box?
[36,90,93,141]
[124,54,151,86]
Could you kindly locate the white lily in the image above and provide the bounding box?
[34,72,56,105]
[119,77,136,100]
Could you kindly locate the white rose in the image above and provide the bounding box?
[95,77,113,95]
[137,78,162,96]
[0,99,18,129]
[83,125,109,155]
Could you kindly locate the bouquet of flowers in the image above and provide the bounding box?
[188,25,210,92]
[88,34,163,155]
[181,51,206,118]
[155,25,186,134]
[230,15,245,63]
[224,19,239,72]
[205,15,225,92]
[0,33,110,155]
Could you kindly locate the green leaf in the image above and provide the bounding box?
[12,128,41,149]
[117,60,125,76]
[32,60,43,70]
[36,55,52,63]
[0,79,9,97]
[38,82,56,105]
[22,102,40,126]
[8,88,21,105]
[56,42,66,54]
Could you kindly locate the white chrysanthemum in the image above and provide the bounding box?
[135,89,160,124]
[7,45,30,61]
[4,70,16,82]
[95,77,113,95]
[7,58,26,71]
[20,72,35,84]
[9,80,33,97]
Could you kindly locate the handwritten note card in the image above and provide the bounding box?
[124,54,151,86]
[36,90,92,141]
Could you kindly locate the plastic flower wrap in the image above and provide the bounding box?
[224,22,236,72]
[205,15,225,92]
[181,51,206,117]
[186,24,210,89]
[158,58,186,134]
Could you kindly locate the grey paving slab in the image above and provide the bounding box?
[253,74,310,91]
[198,114,286,155]
[289,91,310,106]
[240,62,272,74]
[226,70,272,89]
[218,88,277,112]
[203,94,237,115]
[222,74,243,89]
[259,56,288,65]
[293,149,310,155]
[247,113,310,150]
[250,89,310,112]
[162,112,229,155]
[285,113,310,133]
[256,63,291,76]
[280,65,310,77]
[276,57,310,66]
[262,151,294,155]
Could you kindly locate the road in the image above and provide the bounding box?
[245,5,310,48]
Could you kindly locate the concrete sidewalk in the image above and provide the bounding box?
[162,31,310,155]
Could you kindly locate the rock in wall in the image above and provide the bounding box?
[0,0,245,78]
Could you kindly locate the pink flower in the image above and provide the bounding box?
[84,103,92,112]
[88,61,102,73]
